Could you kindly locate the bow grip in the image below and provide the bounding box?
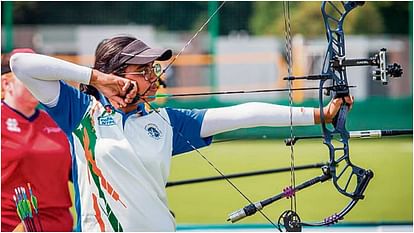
[332,99,349,128]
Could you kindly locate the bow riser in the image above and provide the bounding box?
[320,1,374,203]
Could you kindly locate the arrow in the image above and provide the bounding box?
[21,187,37,231]
[143,86,357,98]
[27,183,44,231]
[15,188,33,232]
[13,195,27,231]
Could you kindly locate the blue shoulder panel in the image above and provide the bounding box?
[41,81,91,136]
[166,108,213,156]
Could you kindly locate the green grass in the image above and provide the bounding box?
[167,137,413,225]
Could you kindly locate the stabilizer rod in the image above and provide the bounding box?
[285,129,413,146]
[166,163,326,187]
[227,166,332,223]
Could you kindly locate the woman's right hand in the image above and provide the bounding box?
[89,69,138,108]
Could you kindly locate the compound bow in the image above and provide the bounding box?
[227,1,405,231]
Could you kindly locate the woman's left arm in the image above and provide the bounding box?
[200,97,353,137]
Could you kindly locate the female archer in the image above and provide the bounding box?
[10,35,352,231]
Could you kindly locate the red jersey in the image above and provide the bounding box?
[1,102,73,231]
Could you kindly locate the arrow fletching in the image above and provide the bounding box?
[27,183,39,214]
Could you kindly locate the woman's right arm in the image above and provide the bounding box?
[10,53,137,108]
[10,53,137,134]
[10,53,92,107]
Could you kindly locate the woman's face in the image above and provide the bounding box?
[122,63,159,102]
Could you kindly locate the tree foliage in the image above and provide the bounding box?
[249,1,387,37]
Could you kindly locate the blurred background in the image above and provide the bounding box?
[1,1,412,231]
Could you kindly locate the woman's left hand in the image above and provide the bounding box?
[314,95,354,124]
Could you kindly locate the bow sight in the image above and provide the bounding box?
[282,47,403,96]
[284,48,403,88]
[331,48,403,85]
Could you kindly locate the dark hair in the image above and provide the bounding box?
[81,35,136,99]
[94,36,136,73]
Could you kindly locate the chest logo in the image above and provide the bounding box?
[98,116,116,126]
[6,118,21,133]
[145,124,162,140]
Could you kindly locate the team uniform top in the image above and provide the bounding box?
[43,81,212,231]
[1,101,73,232]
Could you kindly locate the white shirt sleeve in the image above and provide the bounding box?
[200,102,315,137]
[10,53,92,107]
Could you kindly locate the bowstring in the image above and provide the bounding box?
[162,1,226,74]
[283,1,297,214]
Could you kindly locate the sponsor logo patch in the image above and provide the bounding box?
[6,118,21,133]
[43,127,62,133]
[98,116,116,126]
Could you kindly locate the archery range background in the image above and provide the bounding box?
[2,1,412,230]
